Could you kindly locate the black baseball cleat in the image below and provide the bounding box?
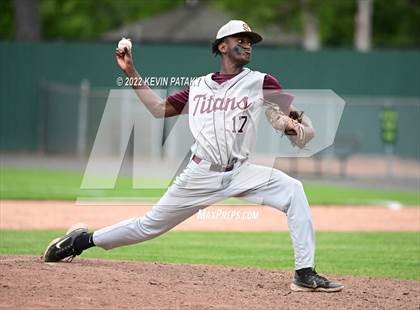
[43,224,88,262]
[290,269,344,292]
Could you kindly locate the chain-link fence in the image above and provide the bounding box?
[39,80,109,156]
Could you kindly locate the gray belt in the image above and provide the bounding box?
[192,155,237,172]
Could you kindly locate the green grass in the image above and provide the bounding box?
[0,168,166,201]
[306,185,419,205]
[1,167,419,205]
[0,230,419,281]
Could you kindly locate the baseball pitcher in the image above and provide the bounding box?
[43,20,343,293]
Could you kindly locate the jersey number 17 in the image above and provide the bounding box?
[232,115,248,133]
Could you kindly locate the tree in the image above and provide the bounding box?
[355,0,373,51]
[13,0,41,41]
[1,0,419,48]
[372,0,420,48]
[214,0,355,48]
[214,0,419,48]
[0,0,184,40]
[0,0,14,39]
[40,0,184,40]
[301,0,320,50]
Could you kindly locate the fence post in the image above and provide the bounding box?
[77,79,90,157]
[37,80,48,154]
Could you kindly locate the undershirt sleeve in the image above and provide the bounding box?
[263,74,283,90]
[263,74,293,113]
[166,87,190,114]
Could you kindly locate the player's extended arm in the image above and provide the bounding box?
[115,47,179,118]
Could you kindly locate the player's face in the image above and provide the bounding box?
[224,36,253,65]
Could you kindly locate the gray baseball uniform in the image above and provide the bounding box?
[92,68,315,270]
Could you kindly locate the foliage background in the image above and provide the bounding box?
[1,0,419,48]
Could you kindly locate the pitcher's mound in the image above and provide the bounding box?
[0,256,418,309]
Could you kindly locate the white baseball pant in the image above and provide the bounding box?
[92,158,315,270]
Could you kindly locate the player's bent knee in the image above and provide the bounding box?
[289,178,304,194]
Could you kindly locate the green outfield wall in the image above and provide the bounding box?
[0,42,419,158]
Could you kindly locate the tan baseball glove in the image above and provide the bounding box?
[265,105,313,149]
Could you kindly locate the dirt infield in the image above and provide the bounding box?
[0,256,418,310]
[1,201,419,309]
[1,200,419,231]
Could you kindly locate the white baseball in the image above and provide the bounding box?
[118,37,132,51]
